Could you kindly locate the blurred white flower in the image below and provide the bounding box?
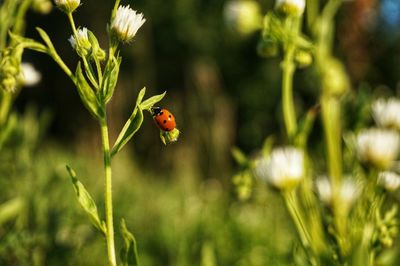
[356,128,400,169]
[275,0,306,16]
[378,171,400,192]
[372,98,400,130]
[223,0,262,35]
[316,177,360,212]
[255,147,304,190]
[54,0,80,13]
[111,5,146,43]
[21,63,41,86]
[69,27,91,57]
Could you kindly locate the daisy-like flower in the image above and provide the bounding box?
[372,98,400,130]
[275,0,306,16]
[223,0,262,35]
[316,177,360,213]
[69,27,91,57]
[255,147,304,190]
[54,0,80,13]
[111,5,146,43]
[21,63,41,86]
[356,128,400,169]
[378,171,400,192]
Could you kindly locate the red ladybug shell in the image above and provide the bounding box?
[152,107,176,131]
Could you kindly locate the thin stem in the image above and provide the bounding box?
[67,12,78,36]
[0,91,13,127]
[283,190,311,248]
[11,0,33,40]
[100,116,117,266]
[281,44,297,139]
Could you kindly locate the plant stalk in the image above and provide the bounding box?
[100,115,117,266]
[281,44,297,140]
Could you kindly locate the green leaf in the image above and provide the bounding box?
[75,62,104,119]
[110,87,148,157]
[103,55,121,103]
[120,219,139,266]
[66,165,105,234]
[136,87,146,106]
[111,106,143,157]
[140,91,166,111]
[231,147,248,166]
[9,32,47,53]
[36,27,56,51]
[0,197,24,225]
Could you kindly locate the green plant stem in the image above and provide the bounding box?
[0,91,13,127]
[12,0,33,39]
[281,44,297,139]
[100,115,117,266]
[111,0,121,21]
[283,190,311,249]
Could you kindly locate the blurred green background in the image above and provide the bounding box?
[2,0,400,265]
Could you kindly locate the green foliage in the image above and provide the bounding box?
[120,219,139,266]
[66,165,105,234]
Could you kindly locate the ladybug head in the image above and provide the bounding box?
[151,106,162,116]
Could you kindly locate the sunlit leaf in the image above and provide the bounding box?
[75,62,104,119]
[120,219,139,266]
[103,55,121,103]
[111,105,144,157]
[66,165,105,234]
[140,91,166,111]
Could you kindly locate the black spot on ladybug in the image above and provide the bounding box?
[160,111,164,115]
[168,115,172,118]
[163,120,167,124]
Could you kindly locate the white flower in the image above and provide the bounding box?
[69,27,91,57]
[255,147,304,190]
[275,0,306,16]
[356,128,400,169]
[316,177,360,212]
[111,5,146,42]
[378,171,400,192]
[21,63,41,86]
[54,0,80,13]
[372,98,400,130]
[223,0,262,35]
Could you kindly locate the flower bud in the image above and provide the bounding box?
[295,49,313,68]
[356,128,400,169]
[21,63,41,86]
[54,0,80,13]
[322,59,350,97]
[111,5,146,43]
[69,27,91,57]
[32,0,52,14]
[372,98,400,130]
[160,128,180,145]
[378,171,400,192]
[255,147,304,190]
[224,0,262,35]
[87,30,106,61]
[275,0,306,17]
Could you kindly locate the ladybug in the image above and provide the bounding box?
[151,107,176,132]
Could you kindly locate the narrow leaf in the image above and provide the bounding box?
[75,62,104,119]
[140,91,166,111]
[66,165,105,234]
[0,197,24,225]
[231,147,248,167]
[120,219,139,266]
[103,55,121,103]
[136,87,146,106]
[36,27,55,51]
[111,106,143,157]
[9,32,47,53]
